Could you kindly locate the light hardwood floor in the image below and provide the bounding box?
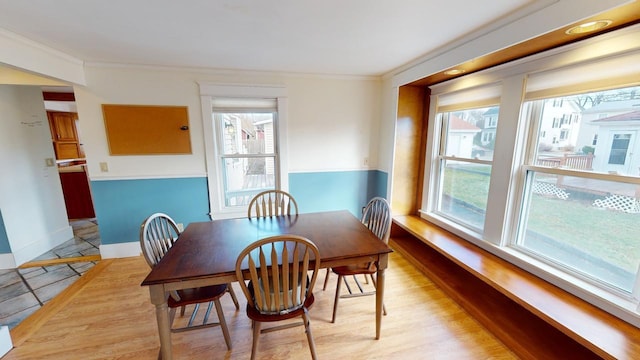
[5,252,516,359]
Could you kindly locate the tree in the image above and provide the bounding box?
[570,86,640,111]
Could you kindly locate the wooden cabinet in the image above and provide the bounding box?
[55,142,82,159]
[48,111,84,159]
[48,111,78,141]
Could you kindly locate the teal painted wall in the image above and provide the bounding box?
[90,170,388,245]
[91,177,211,245]
[289,170,388,217]
[0,210,10,253]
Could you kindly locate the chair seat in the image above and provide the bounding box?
[331,263,377,276]
[246,293,315,322]
[168,284,228,308]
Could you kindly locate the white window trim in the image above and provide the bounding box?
[420,24,640,327]
[199,83,289,219]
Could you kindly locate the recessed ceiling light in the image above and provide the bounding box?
[444,69,465,76]
[565,20,612,35]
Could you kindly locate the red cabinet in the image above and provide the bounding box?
[59,167,95,219]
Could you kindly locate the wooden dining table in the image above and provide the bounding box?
[141,210,393,359]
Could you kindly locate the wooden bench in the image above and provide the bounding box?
[391,215,640,360]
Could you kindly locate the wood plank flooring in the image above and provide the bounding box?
[5,252,517,359]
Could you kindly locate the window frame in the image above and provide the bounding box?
[199,84,289,219]
[213,108,279,208]
[514,92,640,295]
[420,25,640,327]
[432,107,498,234]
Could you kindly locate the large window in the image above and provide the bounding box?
[423,26,640,326]
[518,85,640,293]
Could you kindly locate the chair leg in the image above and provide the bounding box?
[251,320,261,360]
[331,275,343,323]
[214,299,232,350]
[227,283,240,310]
[322,268,331,290]
[180,305,186,316]
[187,303,203,327]
[302,309,318,360]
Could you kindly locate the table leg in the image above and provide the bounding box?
[149,285,172,360]
[376,253,388,340]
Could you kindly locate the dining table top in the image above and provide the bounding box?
[141,210,393,287]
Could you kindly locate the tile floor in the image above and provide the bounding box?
[0,219,100,329]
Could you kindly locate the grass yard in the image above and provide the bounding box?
[443,163,491,209]
[527,195,639,273]
[443,166,639,274]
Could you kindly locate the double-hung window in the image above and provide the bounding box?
[213,98,278,207]
[429,84,501,234]
[199,84,288,219]
[517,84,640,294]
[422,25,640,326]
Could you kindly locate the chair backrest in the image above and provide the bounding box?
[361,197,392,244]
[235,235,320,315]
[139,212,181,268]
[247,190,298,218]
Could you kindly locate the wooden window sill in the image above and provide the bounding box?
[391,215,640,360]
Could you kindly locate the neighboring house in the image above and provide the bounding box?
[480,107,499,147]
[590,110,640,176]
[575,99,640,175]
[446,115,481,159]
[538,98,582,152]
[575,100,640,154]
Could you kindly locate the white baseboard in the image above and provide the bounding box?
[0,253,16,270]
[11,225,74,266]
[0,326,12,357]
[99,241,141,259]
[2,238,141,269]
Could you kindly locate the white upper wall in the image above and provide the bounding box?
[75,65,381,180]
[285,75,381,172]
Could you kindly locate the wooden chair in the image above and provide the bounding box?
[235,235,320,360]
[247,190,298,218]
[325,197,392,323]
[139,213,233,350]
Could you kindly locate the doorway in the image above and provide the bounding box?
[0,80,101,331]
[37,87,101,261]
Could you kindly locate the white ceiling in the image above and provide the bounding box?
[0,0,533,76]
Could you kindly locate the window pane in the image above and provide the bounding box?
[519,171,640,292]
[523,84,640,292]
[608,134,632,165]
[531,85,640,177]
[443,107,498,160]
[437,160,491,230]
[222,157,275,206]
[219,113,275,155]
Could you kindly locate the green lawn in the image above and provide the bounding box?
[443,164,491,209]
[443,166,639,273]
[527,195,639,273]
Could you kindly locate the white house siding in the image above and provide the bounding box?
[577,100,640,175]
[538,99,581,151]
